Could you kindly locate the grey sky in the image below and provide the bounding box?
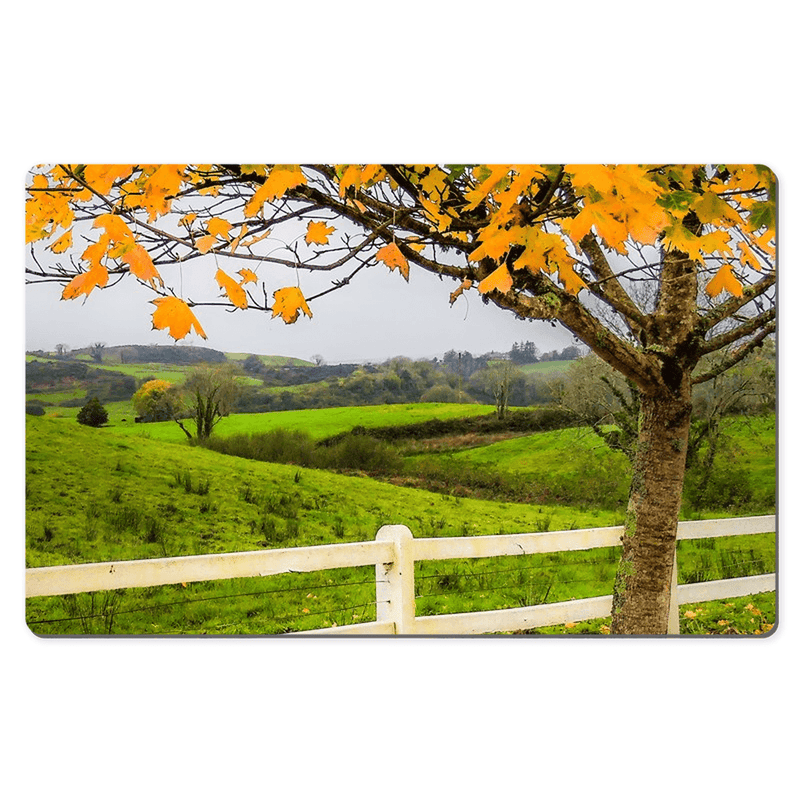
[25,245,578,364]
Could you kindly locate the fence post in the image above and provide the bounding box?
[375,525,416,634]
[667,549,680,635]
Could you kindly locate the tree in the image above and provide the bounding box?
[173,365,240,441]
[25,164,776,633]
[89,341,106,363]
[77,396,108,427]
[132,379,179,422]
[472,361,524,419]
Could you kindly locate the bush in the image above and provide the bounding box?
[26,403,46,416]
[77,396,108,427]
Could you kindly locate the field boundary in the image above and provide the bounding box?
[26,515,776,635]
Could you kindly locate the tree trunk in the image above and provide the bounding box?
[611,380,692,634]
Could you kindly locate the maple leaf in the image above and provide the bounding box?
[151,296,207,340]
[271,286,313,324]
[468,226,517,263]
[449,278,473,305]
[141,165,185,221]
[237,268,258,284]
[691,191,742,227]
[215,268,249,309]
[376,242,409,280]
[206,217,232,240]
[122,244,162,287]
[94,213,134,242]
[83,165,133,195]
[305,220,336,245]
[81,236,110,270]
[566,164,616,195]
[195,235,218,254]
[663,220,704,261]
[698,229,734,258]
[558,262,586,295]
[477,264,513,295]
[49,229,73,254]
[706,263,743,298]
[464,165,511,209]
[244,166,306,217]
[61,263,108,300]
[737,240,763,271]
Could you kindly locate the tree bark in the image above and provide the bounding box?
[611,378,692,634]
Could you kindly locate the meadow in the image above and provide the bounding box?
[25,402,776,635]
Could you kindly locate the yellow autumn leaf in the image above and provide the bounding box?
[663,220,704,261]
[61,263,108,300]
[468,226,517,263]
[272,286,313,324]
[81,236,110,270]
[244,166,306,217]
[237,268,258,284]
[151,296,207,340]
[206,217,233,240]
[215,268,248,309]
[122,244,162,287]
[464,165,511,209]
[94,213,134,243]
[195,235,217,254]
[376,242,409,280]
[706,263,743,298]
[305,220,336,245]
[49,229,73,254]
[83,165,133,195]
[477,264,513,295]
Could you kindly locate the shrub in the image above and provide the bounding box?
[77,396,108,427]
[26,403,46,416]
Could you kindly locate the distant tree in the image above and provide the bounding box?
[54,343,69,358]
[472,361,524,419]
[132,379,179,422]
[77,396,108,427]
[311,354,326,366]
[89,342,106,363]
[509,341,539,364]
[173,365,241,441]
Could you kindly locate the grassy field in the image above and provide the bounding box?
[25,405,776,635]
[93,402,502,443]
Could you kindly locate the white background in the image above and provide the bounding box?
[4,2,795,798]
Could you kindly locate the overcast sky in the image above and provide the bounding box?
[25,245,579,363]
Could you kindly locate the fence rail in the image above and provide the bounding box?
[26,515,775,635]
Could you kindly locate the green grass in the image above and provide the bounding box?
[107,402,501,444]
[25,407,776,635]
[26,415,627,634]
[515,360,574,375]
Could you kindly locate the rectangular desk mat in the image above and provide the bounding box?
[24,164,777,637]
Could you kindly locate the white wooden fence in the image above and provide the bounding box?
[26,515,776,635]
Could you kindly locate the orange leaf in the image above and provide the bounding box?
[449,278,473,305]
[706,263,743,298]
[206,217,232,240]
[215,268,248,309]
[83,165,133,195]
[468,226,517,263]
[151,296,207,340]
[477,264,513,295]
[61,263,108,300]
[195,235,217,254]
[305,220,336,245]
[237,268,258,284]
[122,244,162,287]
[49,229,73,254]
[663,220,704,261]
[94,213,134,243]
[244,166,306,217]
[376,242,409,280]
[272,286,313,324]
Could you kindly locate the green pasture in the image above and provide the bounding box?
[25,405,775,635]
[103,402,500,444]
